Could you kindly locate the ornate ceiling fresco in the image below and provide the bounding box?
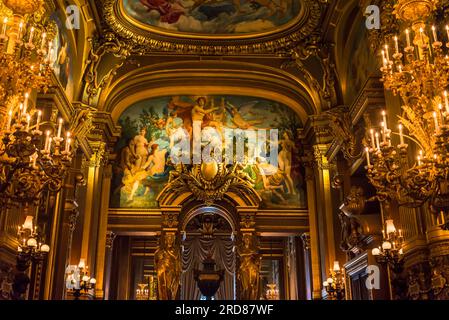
[103,0,325,55]
[120,0,301,36]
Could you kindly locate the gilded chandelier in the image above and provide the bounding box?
[0,1,72,208]
[371,219,405,273]
[0,92,73,206]
[366,0,449,228]
[0,0,54,129]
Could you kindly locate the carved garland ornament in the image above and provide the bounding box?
[102,0,326,55]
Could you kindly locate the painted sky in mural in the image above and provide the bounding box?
[110,95,306,209]
[122,0,300,34]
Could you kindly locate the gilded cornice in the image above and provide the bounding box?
[101,0,327,56]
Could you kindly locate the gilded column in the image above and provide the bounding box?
[313,145,336,282]
[79,143,106,272]
[94,163,113,299]
[304,160,323,299]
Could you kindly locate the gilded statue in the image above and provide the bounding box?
[237,234,261,300]
[154,233,181,300]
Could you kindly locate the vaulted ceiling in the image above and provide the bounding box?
[57,0,377,133]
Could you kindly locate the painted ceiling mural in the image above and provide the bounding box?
[110,95,306,209]
[121,0,300,35]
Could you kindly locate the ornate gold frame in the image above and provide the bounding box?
[103,0,324,55]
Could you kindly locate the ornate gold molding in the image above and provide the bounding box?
[102,0,326,56]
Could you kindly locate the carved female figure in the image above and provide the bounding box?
[237,234,261,300]
[154,233,181,300]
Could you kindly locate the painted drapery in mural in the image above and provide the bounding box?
[122,0,300,34]
[110,95,306,209]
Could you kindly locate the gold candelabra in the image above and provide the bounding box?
[323,261,345,300]
[0,92,73,207]
[371,219,405,273]
[366,0,449,229]
[0,1,54,130]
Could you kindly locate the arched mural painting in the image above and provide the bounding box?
[110,95,306,209]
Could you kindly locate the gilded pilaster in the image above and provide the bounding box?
[313,144,337,289]
[94,164,113,299]
[303,160,322,299]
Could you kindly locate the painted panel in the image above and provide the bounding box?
[122,0,300,35]
[110,95,306,209]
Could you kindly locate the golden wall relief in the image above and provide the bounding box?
[110,95,306,209]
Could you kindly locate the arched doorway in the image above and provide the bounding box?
[180,206,236,300]
[155,162,262,300]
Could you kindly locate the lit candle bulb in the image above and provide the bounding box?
[6,109,12,131]
[383,58,388,68]
[406,29,411,47]
[398,65,403,73]
[370,129,376,149]
[444,91,449,113]
[24,92,29,111]
[65,132,71,151]
[375,132,380,150]
[432,26,438,43]
[399,123,405,145]
[2,17,7,36]
[365,147,371,167]
[439,104,445,125]
[26,114,31,131]
[417,155,422,166]
[47,137,52,152]
[57,118,63,138]
[18,21,24,39]
[394,36,399,54]
[36,110,42,131]
[44,130,50,151]
[382,110,388,130]
[381,50,386,67]
[41,32,47,50]
[384,44,390,62]
[381,122,387,143]
[434,111,439,133]
[19,103,23,117]
[446,25,449,42]
[66,138,72,153]
[28,26,35,45]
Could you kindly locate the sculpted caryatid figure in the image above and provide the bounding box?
[154,233,181,300]
[237,234,261,300]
